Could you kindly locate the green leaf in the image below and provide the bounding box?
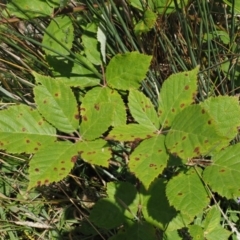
[188,225,204,240]
[106,52,152,90]
[42,16,74,56]
[203,206,221,234]
[166,168,209,219]
[47,55,101,88]
[141,179,177,230]
[166,212,192,232]
[107,124,156,142]
[76,139,111,167]
[0,105,56,154]
[129,136,168,188]
[89,199,124,229]
[129,89,159,129]
[204,226,231,240]
[200,96,240,140]
[203,143,240,199]
[80,87,126,140]
[158,67,198,128]
[82,23,101,65]
[6,0,54,19]
[134,9,157,35]
[33,72,79,133]
[165,105,223,160]
[112,222,157,240]
[28,141,77,190]
[90,182,138,229]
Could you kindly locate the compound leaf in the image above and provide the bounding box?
[166,168,209,219]
[80,87,126,140]
[42,16,74,56]
[76,139,111,167]
[0,104,56,154]
[28,141,77,190]
[158,67,198,128]
[129,135,168,188]
[129,89,159,129]
[203,143,240,199]
[33,72,79,133]
[106,52,152,90]
[107,124,156,142]
[165,105,223,160]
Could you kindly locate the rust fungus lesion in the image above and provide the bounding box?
[193,147,200,155]
[94,104,100,111]
[184,85,189,90]
[54,93,59,97]
[180,103,185,108]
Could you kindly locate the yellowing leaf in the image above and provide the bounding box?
[33,72,79,133]
[0,105,56,154]
[129,135,168,188]
[158,67,198,128]
[80,87,126,140]
[28,141,77,190]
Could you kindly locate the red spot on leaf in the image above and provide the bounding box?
[201,109,205,114]
[184,85,189,90]
[55,93,59,97]
[78,151,83,154]
[145,105,151,109]
[172,108,175,112]
[71,156,78,163]
[26,139,30,143]
[54,167,57,171]
[44,179,49,184]
[35,168,39,172]
[37,142,41,146]
[204,139,209,144]
[146,135,151,139]
[43,100,47,104]
[180,103,185,108]
[22,128,26,132]
[80,107,86,111]
[34,148,38,151]
[135,157,140,161]
[61,161,65,164]
[61,168,66,171]
[94,104,100,111]
[219,169,225,172]
[158,149,162,152]
[74,114,80,120]
[83,116,87,121]
[38,121,42,126]
[0,142,4,146]
[185,73,188,76]
[37,181,41,186]
[178,192,183,196]
[149,164,156,167]
[208,120,212,125]
[193,147,200,154]
[182,136,186,140]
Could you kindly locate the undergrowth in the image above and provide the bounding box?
[0,0,240,239]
